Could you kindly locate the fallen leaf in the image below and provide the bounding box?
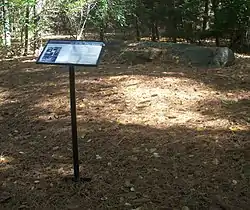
[132,207,142,210]
[52,146,59,151]
[153,152,160,158]
[149,148,157,153]
[212,158,219,165]
[101,196,108,201]
[96,155,102,160]
[229,126,241,131]
[232,180,237,185]
[125,180,132,187]
[139,175,143,179]
[18,204,29,209]
[129,156,138,161]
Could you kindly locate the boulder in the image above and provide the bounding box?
[128,42,236,68]
[211,47,235,67]
[176,46,235,67]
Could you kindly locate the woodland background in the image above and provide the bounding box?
[1,0,250,56]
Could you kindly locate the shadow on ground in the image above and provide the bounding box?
[1,117,249,209]
[0,57,249,209]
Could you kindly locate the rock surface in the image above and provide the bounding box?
[104,41,236,68]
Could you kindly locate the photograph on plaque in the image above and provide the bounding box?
[41,47,62,62]
[36,40,105,66]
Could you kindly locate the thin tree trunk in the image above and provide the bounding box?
[99,22,105,41]
[202,0,209,31]
[2,0,11,46]
[215,36,220,47]
[135,15,141,41]
[21,26,24,48]
[151,22,157,42]
[24,5,29,56]
[211,0,220,46]
[77,8,89,40]
[170,0,177,43]
[172,22,177,43]
[155,20,159,40]
[33,2,38,53]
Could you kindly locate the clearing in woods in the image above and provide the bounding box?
[0,51,250,209]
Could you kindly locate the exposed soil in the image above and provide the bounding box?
[0,51,250,210]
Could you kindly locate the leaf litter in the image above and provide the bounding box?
[0,54,249,209]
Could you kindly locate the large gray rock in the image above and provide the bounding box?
[211,47,235,67]
[177,46,235,67]
[128,42,236,68]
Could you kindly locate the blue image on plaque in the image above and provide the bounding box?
[41,47,62,63]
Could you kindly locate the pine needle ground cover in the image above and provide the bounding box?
[0,52,249,209]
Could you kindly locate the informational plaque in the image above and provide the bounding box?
[35,39,105,182]
[36,40,105,66]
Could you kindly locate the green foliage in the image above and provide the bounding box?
[216,0,250,30]
[90,0,129,28]
[2,0,250,51]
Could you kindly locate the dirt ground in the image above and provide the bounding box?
[0,51,250,210]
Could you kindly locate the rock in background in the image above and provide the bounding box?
[103,41,236,68]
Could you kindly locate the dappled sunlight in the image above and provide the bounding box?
[34,94,70,117]
[27,69,246,131]
[0,155,14,172]
[113,75,233,129]
[0,59,249,209]
[0,55,35,62]
[19,67,51,73]
[21,58,38,63]
[0,155,14,164]
[0,88,10,105]
[235,53,250,58]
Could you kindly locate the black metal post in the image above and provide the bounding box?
[69,65,80,182]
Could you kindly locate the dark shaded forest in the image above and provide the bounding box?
[1,0,250,55]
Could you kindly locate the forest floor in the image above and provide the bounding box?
[0,51,250,210]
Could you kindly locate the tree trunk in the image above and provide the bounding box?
[135,15,141,41]
[172,21,177,43]
[2,0,11,46]
[211,0,220,46]
[24,5,29,56]
[21,26,24,49]
[230,29,245,51]
[202,0,209,31]
[155,20,159,40]
[215,36,220,47]
[151,22,157,42]
[99,23,105,41]
[33,2,38,53]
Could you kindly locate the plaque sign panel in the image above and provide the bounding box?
[35,39,105,182]
[36,40,105,66]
